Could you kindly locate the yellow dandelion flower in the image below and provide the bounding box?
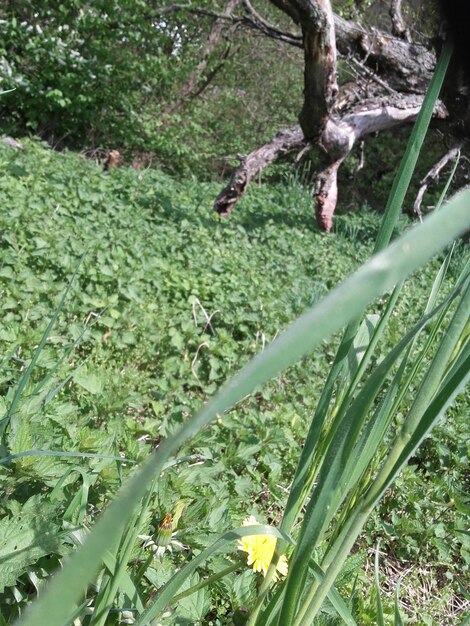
[238,515,288,581]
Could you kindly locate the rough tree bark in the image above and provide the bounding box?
[214,96,448,228]
[389,0,410,41]
[214,126,307,216]
[211,0,466,231]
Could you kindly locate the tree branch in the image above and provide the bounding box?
[413,141,465,219]
[158,2,436,96]
[333,14,435,93]
[170,0,241,110]
[241,0,303,46]
[389,0,410,41]
[214,126,307,216]
[213,96,448,225]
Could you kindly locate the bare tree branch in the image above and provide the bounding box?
[158,2,436,95]
[413,141,465,219]
[156,3,192,14]
[333,14,435,93]
[389,0,410,41]
[169,0,241,110]
[214,96,448,223]
[314,96,448,229]
[241,0,302,46]
[162,1,465,230]
[345,56,397,97]
[214,126,307,216]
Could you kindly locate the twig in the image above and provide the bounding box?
[157,0,302,47]
[192,298,219,335]
[354,139,365,174]
[389,0,411,42]
[191,342,209,386]
[413,141,465,219]
[348,56,397,95]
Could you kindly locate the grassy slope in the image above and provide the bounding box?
[0,139,467,624]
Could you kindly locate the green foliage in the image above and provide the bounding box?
[0,1,302,179]
[0,138,367,621]
[0,1,184,146]
[0,139,468,624]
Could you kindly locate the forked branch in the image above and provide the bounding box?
[214,96,448,227]
[413,141,465,219]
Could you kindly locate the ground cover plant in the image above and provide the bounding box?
[0,131,468,624]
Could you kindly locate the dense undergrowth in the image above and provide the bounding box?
[0,139,468,624]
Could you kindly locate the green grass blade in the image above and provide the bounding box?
[101,551,144,613]
[385,349,470,487]
[309,559,357,626]
[276,287,461,622]
[393,579,404,626]
[294,294,470,624]
[170,561,242,605]
[0,257,83,438]
[373,40,453,252]
[326,256,466,547]
[257,557,358,626]
[341,271,465,494]
[270,43,454,584]
[318,350,470,623]
[15,192,470,626]
[0,449,136,464]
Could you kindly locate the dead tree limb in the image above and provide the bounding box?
[159,3,436,94]
[181,0,464,229]
[413,141,465,219]
[241,0,303,47]
[389,0,410,42]
[314,97,448,229]
[214,96,448,223]
[214,126,307,216]
[168,0,241,111]
[333,14,435,93]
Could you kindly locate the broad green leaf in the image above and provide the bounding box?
[176,573,211,622]
[0,512,63,593]
[74,366,103,395]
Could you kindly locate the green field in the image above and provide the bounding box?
[0,139,468,625]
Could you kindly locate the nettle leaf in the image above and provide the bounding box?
[0,511,63,592]
[231,569,255,607]
[236,443,262,461]
[8,419,33,468]
[74,366,103,395]
[234,475,253,498]
[176,573,211,622]
[208,501,229,531]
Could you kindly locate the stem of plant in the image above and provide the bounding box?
[171,560,242,605]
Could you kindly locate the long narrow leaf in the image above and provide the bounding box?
[0,258,83,436]
[295,316,470,624]
[277,282,465,622]
[373,40,453,251]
